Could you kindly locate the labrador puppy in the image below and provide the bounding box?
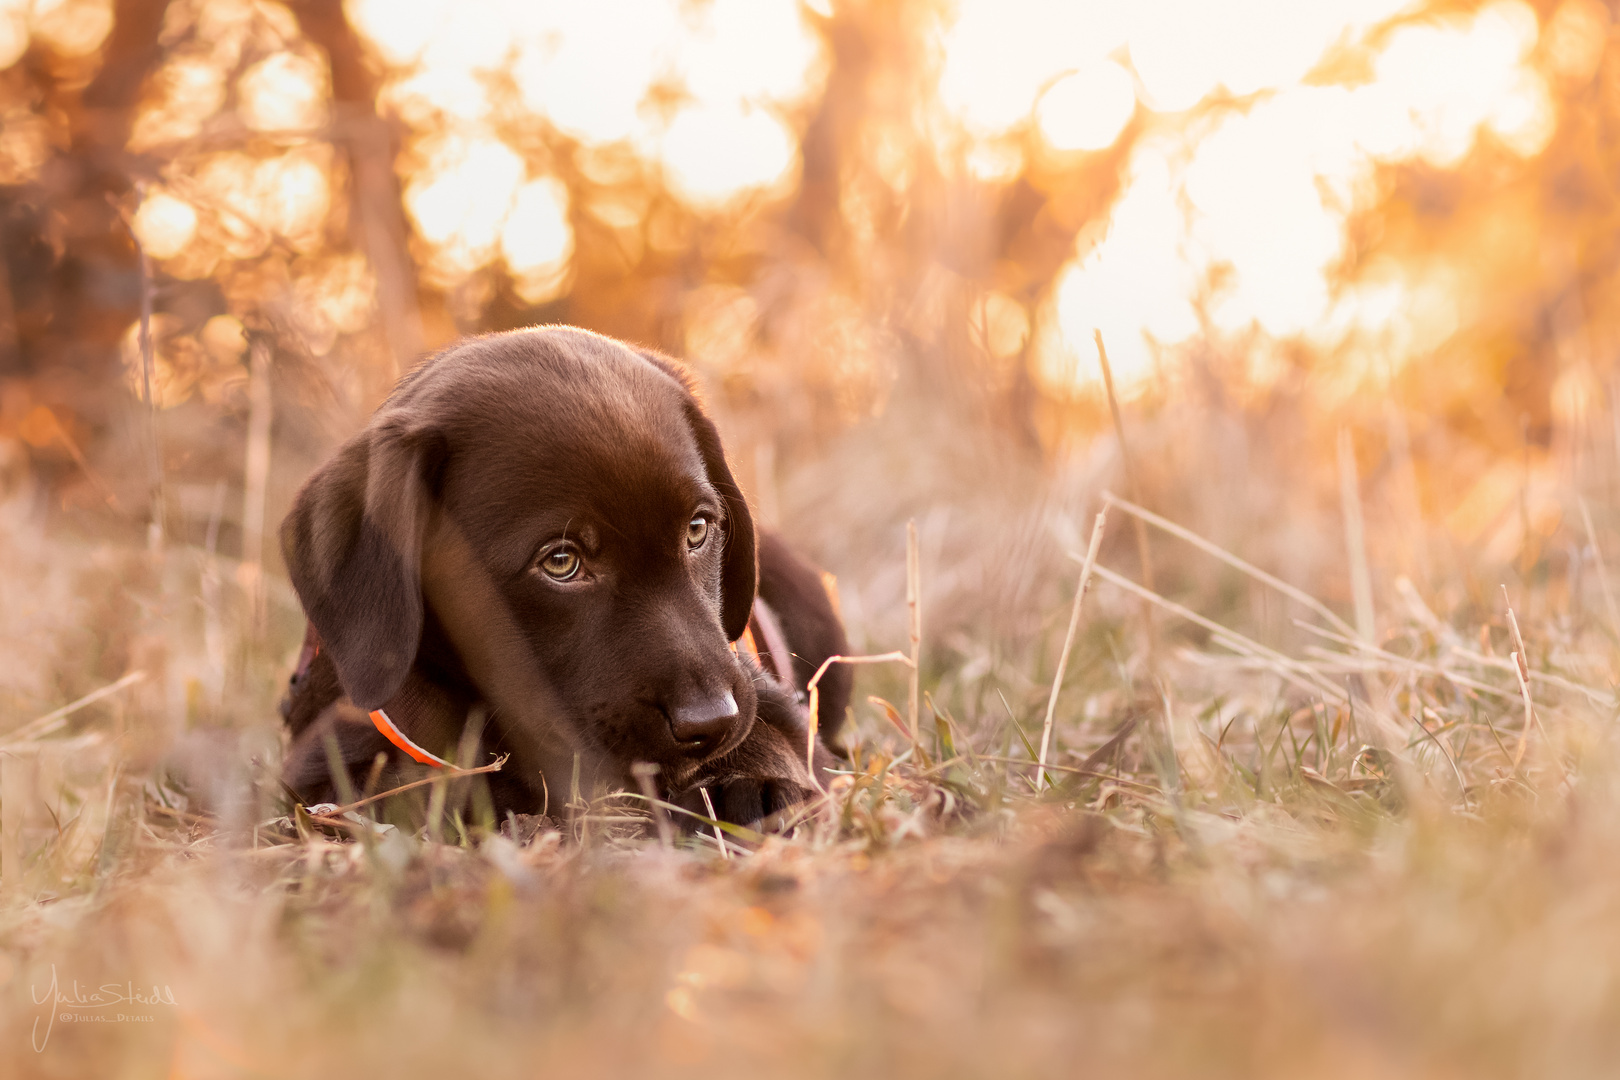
[278,326,852,829]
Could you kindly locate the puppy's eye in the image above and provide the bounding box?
[686,515,711,550]
[538,543,582,581]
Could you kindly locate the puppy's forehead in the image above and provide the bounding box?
[390,328,712,542]
[461,336,691,452]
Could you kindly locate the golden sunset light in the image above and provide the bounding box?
[3,1,1619,1075]
[83,0,1584,406]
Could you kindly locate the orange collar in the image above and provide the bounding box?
[369,707,455,768]
[731,622,761,663]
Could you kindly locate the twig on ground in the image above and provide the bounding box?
[806,652,913,787]
[614,791,767,846]
[631,763,672,849]
[1037,507,1108,791]
[312,755,508,819]
[698,787,729,859]
[1503,587,1557,776]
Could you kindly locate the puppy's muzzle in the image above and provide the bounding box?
[665,690,739,756]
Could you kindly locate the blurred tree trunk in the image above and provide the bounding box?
[788,0,1113,454]
[292,0,424,374]
[77,0,170,151]
[1,0,170,389]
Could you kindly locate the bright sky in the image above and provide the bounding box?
[936,0,1560,394]
[88,0,1598,397]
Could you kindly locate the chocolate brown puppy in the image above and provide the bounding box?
[278,326,850,828]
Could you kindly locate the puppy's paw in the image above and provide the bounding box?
[668,684,842,833]
[689,776,815,831]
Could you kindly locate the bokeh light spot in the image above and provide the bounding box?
[133,192,199,260]
[502,178,574,303]
[32,0,113,58]
[660,104,799,208]
[238,51,328,132]
[405,136,525,275]
[0,4,27,70]
[1037,62,1137,153]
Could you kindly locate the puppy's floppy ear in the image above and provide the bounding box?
[635,347,757,641]
[683,402,757,641]
[279,419,441,710]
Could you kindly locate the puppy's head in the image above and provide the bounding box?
[280,327,758,788]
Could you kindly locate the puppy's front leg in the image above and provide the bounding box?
[282,702,405,808]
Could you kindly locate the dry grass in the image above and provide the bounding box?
[1,379,1618,1079]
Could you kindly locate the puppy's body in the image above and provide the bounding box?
[279,327,850,826]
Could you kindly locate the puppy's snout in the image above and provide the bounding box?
[667,690,739,752]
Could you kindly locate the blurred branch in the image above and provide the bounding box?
[292,0,425,373]
[0,231,17,364]
[131,192,164,550]
[66,0,174,244]
[77,0,171,150]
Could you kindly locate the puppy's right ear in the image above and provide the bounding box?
[279,420,439,711]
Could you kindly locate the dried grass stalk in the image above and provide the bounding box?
[906,518,921,744]
[1037,507,1107,792]
[806,651,913,784]
[240,336,274,633]
[1337,428,1376,644]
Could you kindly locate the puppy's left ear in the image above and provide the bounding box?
[683,402,757,640]
[637,348,757,641]
[279,419,442,710]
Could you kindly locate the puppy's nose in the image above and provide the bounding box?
[667,690,739,751]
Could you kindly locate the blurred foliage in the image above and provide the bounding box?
[0,0,1614,560]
